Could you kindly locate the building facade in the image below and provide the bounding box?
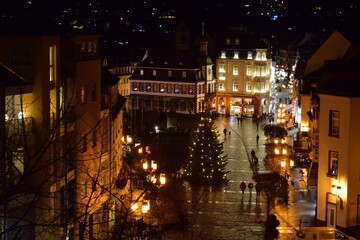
[214,33,272,116]
[0,33,126,240]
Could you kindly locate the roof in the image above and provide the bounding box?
[303,57,360,98]
[0,63,29,88]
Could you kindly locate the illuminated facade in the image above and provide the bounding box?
[214,33,272,116]
[0,34,126,240]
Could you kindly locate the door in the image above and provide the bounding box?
[327,203,337,228]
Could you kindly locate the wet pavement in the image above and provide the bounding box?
[163,116,316,240]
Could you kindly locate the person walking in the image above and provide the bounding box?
[256,134,259,143]
[251,149,255,160]
[223,128,227,136]
[248,182,254,194]
[240,181,246,194]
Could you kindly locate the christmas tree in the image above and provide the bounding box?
[183,117,229,184]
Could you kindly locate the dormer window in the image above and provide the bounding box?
[164,61,168,64]
[150,61,154,64]
[168,70,172,77]
[182,71,186,78]
[235,38,240,46]
[233,51,239,59]
[262,52,267,60]
[256,52,261,60]
[247,52,253,59]
[152,70,156,76]
[179,62,183,65]
[220,51,226,59]
[140,69,144,75]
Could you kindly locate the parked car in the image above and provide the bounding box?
[296,227,356,240]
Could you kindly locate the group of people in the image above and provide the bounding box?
[240,180,261,196]
[223,128,231,136]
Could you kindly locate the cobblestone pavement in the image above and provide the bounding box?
[165,116,316,240]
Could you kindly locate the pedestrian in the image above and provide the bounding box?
[256,134,259,142]
[240,181,246,194]
[228,130,231,136]
[255,183,261,196]
[223,128,227,136]
[248,182,254,194]
[251,149,255,160]
[237,117,240,124]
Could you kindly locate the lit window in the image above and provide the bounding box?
[328,151,338,177]
[182,71,186,78]
[152,70,156,76]
[246,65,252,75]
[256,52,261,60]
[140,69,144,75]
[219,83,225,91]
[262,52,267,60]
[329,110,340,137]
[233,51,239,59]
[81,87,87,104]
[49,46,55,82]
[226,38,230,45]
[233,65,238,75]
[247,52,253,59]
[220,51,226,59]
[168,70,172,77]
[219,64,225,72]
[219,73,226,80]
[261,66,266,76]
[246,81,251,92]
[233,82,238,91]
[235,38,240,45]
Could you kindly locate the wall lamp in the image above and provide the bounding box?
[331,185,344,209]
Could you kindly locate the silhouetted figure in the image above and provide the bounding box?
[223,128,227,136]
[240,181,246,194]
[251,149,255,160]
[256,134,259,142]
[248,182,254,194]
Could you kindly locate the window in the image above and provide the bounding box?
[219,73,226,80]
[132,82,138,91]
[152,70,156,76]
[182,71,186,78]
[233,82,238,91]
[49,46,55,82]
[246,81,251,92]
[328,151,338,177]
[246,65,252,75]
[226,38,230,45]
[219,64,225,72]
[233,51,239,59]
[235,38,240,45]
[81,87,87,104]
[220,51,226,59]
[329,110,340,137]
[219,83,225,91]
[233,65,239,75]
[140,69,144,75]
[247,51,253,59]
[256,52,261,60]
[168,70,172,77]
[262,52,267,60]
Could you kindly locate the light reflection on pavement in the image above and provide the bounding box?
[165,116,315,240]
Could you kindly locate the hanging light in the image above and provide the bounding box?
[160,173,166,185]
[151,160,157,170]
